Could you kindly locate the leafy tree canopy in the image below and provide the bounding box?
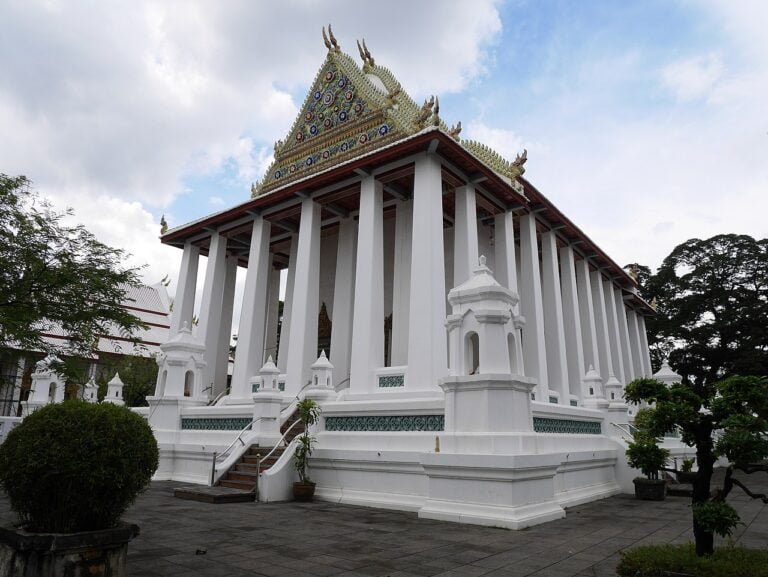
[0,174,145,377]
[625,375,768,556]
[625,234,768,384]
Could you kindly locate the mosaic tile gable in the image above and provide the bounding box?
[325,414,444,432]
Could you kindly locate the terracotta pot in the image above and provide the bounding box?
[633,477,667,501]
[293,481,316,502]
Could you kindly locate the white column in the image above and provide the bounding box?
[604,279,626,384]
[637,315,653,376]
[169,241,199,335]
[285,198,322,394]
[615,289,635,382]
[230,216,271,400]
[540,231,569,403]
[591,270,614,383]
[212,254,237,398]
[627,309,645,378]
[576,259,600,376]
[453,184,479,287]
[330,218,357,388]
[560,246,586,400]
[494,211,518,294]
[407,154,447,391]
[277,234,299,372]
[265,260,281,361]
[197,232,229,397]
[391,199,412,366]
[519,212,548,400]
[350,177,385,393]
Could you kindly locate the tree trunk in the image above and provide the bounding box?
[692,432,715,556]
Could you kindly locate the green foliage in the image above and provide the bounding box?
[618,544,768,577]
[681,457,695,473]
[625,374,768,556]
[693,501,741,538]
[0,400,158,532]
[626,438,669,480]
[0,175,145,380]
[294,398,320,484]
[96,355,158,407]
[632,234,768,383]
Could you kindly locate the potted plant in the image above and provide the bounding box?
[0,400,158,576]
[293,398,320,501]
[676,457,697,484]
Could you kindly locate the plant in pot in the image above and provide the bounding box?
[293,398,320,501]
[626,409,670,501]
[0,399,159,577]
[676,457,697,484]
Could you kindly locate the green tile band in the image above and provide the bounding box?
[533,417,601,435]
[180,417,252,431]
[325,414,444,432]
[378,374,405,387]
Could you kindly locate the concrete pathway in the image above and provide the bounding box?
[2,471,767,576]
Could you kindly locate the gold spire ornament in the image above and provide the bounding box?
[509,149,528,179]
[160,215,168,235]
[322,24,340,53]
[449,121,462,140]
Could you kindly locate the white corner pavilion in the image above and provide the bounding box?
[146,28,669,529]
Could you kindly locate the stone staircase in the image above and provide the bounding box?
[174,414,305,504]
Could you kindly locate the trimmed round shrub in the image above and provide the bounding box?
[0,400,158,532]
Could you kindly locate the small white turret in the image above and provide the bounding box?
[253,355,280,393]
[104,372,125,406]
[310,350,334,389]
[82,377,99,403]
[653,360,681,386]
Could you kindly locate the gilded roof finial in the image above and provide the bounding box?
[160,214,168,235]
[431,95,441,127]
[628,264,640,282]
[362,39,374,66]
[509,149,528,179]
[327,24,340,53]
[449,121,462,140]
[416,95,435,128]
[357,39,366,62]
[322,26,332,51]
[274,139,284,155]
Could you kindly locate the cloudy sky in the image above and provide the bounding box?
[2,0,766,300]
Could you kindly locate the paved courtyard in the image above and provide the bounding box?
[2,471,767,577]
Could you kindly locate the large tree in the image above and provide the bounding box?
[625,375,768,557]
[626,234,768,383]
[0,174,145,377]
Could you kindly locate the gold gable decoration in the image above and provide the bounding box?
[251,25,527,197]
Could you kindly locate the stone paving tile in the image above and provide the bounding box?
[2,469,768,577]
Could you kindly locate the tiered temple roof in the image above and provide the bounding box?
[252,25,526,197]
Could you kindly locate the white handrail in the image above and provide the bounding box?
[255,418,303,500]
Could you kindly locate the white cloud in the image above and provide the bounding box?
[208,196,225,206]
[661,53,723,102]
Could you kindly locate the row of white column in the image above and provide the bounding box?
[168,151,653,406]
[453,189,653,406]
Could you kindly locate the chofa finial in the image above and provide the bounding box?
[322,24,340,53]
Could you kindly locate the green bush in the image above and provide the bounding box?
[693,500,742,538]
[626,438,670,479]
[0,400,158,532]
[618,544,768,577]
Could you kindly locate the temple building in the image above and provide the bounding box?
[147,27,662,529]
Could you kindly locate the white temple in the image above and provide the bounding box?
[146,28,663,528]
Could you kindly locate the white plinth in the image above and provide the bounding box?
[419,452,565,529]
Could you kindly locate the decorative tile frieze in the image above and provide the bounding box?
[548,396,558,404]
[325,414,444,432]
[180,417,252,431]
[570,400,578,407]
[533,417,601,435]
[378,374,405,388]
[278,381,285,392]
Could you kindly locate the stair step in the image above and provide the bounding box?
[236,462,276,473]
[242,455,280,465]
[220,479,256,490]
[174,486,255,504]
[249,446,283,456]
